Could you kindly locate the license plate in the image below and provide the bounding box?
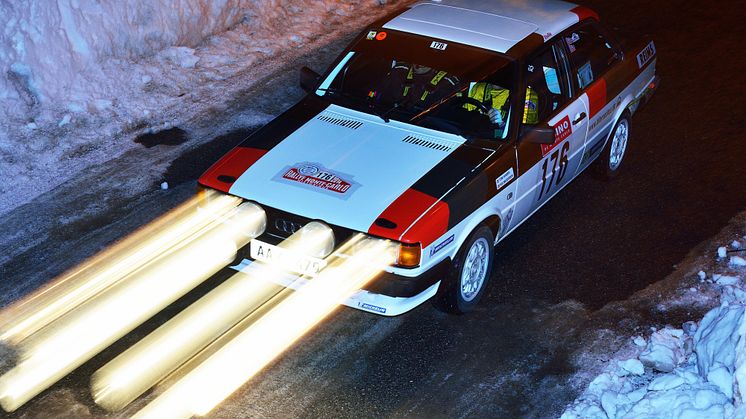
[249,239,327,277]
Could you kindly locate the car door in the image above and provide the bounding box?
[560,21,625,172]
[507,41,589,232]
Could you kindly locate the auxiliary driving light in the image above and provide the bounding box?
[285,221,335,259]
[0,201,267,412]
[91,219,334,411]
[130,235,398,419]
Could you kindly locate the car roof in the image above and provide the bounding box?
[382,0,593,55]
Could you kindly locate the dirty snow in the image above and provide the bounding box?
[562,236,746,418]
[0,0,402,217]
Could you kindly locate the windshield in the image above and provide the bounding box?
[316,29,516,140]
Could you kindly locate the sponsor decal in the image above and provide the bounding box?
[637,41,656,68]
[565,33,580,53]
[366,30,377,40]
[375,31,387,41]
[429,234,454,257]
[359,302,387,314]
[577,61,594,89]
[589,97,621,132]
[495,168,515,190]
[273,162,360,199]
[542,115,572,156]
[430,41,448,51]
[501,208,515,235]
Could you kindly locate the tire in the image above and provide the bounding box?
[433,225,495,314]
[594,113,630,179]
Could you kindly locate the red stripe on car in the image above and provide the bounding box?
[570,5,600,22]
[586,78,607,119]
[198,147,267,193]
[368,188,449,248]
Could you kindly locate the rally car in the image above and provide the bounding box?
[198,0,659,316]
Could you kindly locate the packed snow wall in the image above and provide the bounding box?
[0,0,382,121]
[2,0,246,113]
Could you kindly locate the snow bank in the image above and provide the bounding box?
[0,0,402,216]
[1,1,248,109]
[562,239,746,418]
[1,0,388,113]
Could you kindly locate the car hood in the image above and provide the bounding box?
[229,104,493,233]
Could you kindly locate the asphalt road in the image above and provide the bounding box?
[2,0,746,418]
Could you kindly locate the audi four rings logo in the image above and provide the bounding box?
[274,219,303,235]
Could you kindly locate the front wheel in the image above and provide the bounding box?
[594,113,630,179]
[433,226,494,314]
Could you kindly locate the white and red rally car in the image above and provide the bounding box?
[198,0,659,316]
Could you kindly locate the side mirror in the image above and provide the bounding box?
[521,124,556,144]
[300,66,321,93]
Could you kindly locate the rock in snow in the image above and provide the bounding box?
[647,374,685,391]
[731,256,746,267]
[633,336,647,347]
[619,359,645,376]
[715,274,741,286]
[695,304,744,399]
[719,247,729,258]
[639,328,687,373]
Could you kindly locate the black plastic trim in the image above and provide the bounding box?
[363,257,450,298]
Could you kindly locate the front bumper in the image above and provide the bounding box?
[229,256,450,317]
[225,202,449,316]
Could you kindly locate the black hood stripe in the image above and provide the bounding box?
[238,95,330,152]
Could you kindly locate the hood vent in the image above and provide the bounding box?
[402,135,456,152]
[317,113,364,130]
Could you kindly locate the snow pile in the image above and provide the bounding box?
[0,0,402,216]
[1,1,248,110]
[562,240,746,419]
[1,0,389,116]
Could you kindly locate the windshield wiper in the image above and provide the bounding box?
[318,87,402,124]
[316,87,357,102]
[369,101,402,123]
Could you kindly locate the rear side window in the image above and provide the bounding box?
[564,22,618,90]
[522,45,568,125]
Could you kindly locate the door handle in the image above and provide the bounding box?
[573,112,587,125]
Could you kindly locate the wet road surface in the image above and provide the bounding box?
[2,0,746,417]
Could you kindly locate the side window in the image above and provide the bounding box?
[564,22,618,90]
[522,45,568,125]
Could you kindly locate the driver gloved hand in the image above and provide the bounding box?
[488,107,504,126]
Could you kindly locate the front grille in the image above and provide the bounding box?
[260,206,354,245]
[273,218,304,235]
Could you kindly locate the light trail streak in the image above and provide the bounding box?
[0,202,266,412]
[0,190,241,345]
[91,222,336,411]
[132,235,397,419]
